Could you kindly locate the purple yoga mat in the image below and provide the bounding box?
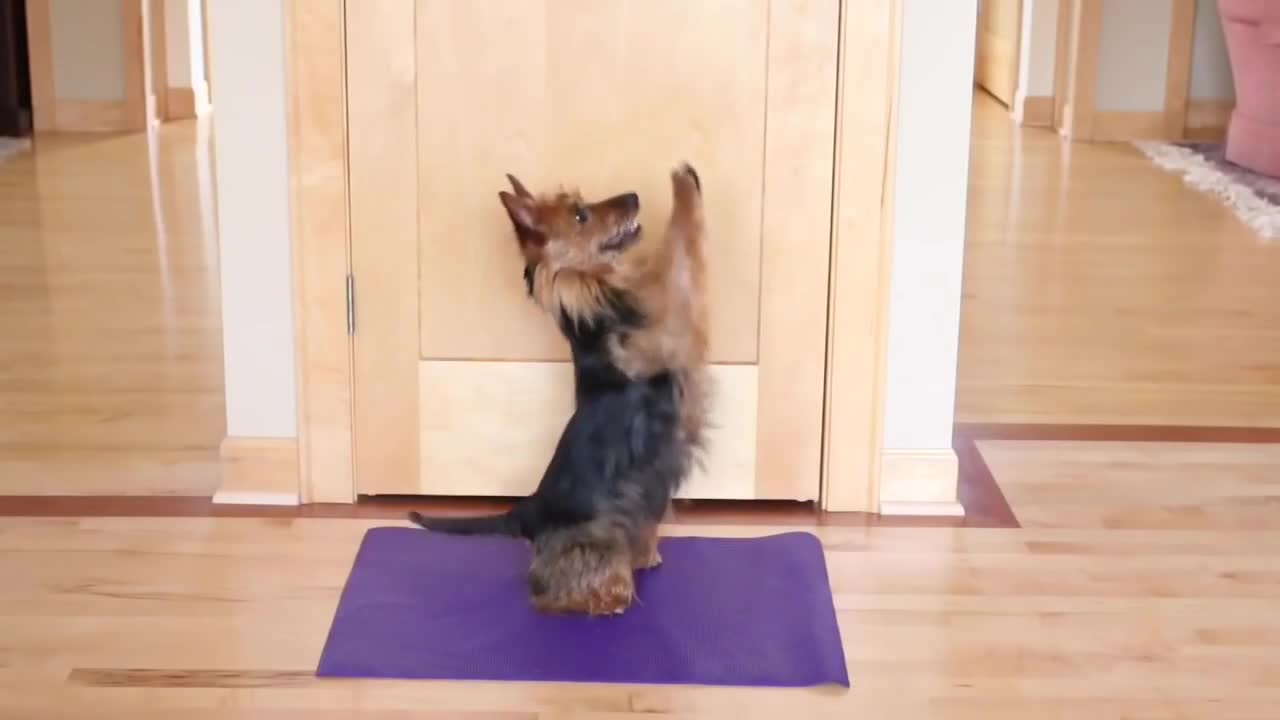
[315,526,849,688]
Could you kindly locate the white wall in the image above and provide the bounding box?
[1016,0,1059,99]
[49,0,126,101]
[1014,0,1235,111]
[882,0,977,453]
[164,0,207,89]
[188,0,207,85]
[1095,0,1173,112]
[207,0,297,438]
[205,0,979,461]
[1190,0,1234,101]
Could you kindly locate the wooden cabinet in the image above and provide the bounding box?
[345,1,839,501]
[975,0,1022,106]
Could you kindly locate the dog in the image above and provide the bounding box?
[408,164,710,615]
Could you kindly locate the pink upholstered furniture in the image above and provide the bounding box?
[1218,0,1280,178]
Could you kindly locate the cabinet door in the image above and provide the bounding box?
[347,0,837,500]
[976,0,1022,105]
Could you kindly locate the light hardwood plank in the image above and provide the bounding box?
[0,125,225,496]
[958,92,1280,427]
[1,498,1279,716]
[980,439,1280,530]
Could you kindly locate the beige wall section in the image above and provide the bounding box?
[49,0,127,101]
[164,0,192,86]
[1016,0,1059,98]
[164,0,206,89]
[1052,0,1229,142]
[878,0,974,514]
[1189,0,1233,102]
[1094,0,1173,112]
[222,0,954,513]
[1014,0,1059,125]
[161,0,209,118]
[146,0,163,99]
[207,0,298,438]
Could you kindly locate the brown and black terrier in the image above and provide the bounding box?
[409,163,709,615]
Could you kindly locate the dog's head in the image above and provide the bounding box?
[498,174,644,279]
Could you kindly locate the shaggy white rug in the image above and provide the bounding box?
[1134,140,1280,240]
[0,136,32,164]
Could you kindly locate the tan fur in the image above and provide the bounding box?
[500,166,711,450]
[500,180,643,327]
[495,164,710,616]
[609,166,711,452]
[528,519,638,615]
[527,264,618,329]
[609,166,709,376]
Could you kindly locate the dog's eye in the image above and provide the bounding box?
[573,206,589,224]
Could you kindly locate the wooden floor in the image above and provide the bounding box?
[0,122,225,496]
[3,93,1280,716]
[958,92,1280,427]
[4,93,1278,496]
[3,446,1280,718]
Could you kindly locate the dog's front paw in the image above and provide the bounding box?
[671,163,702,216]
[671,162,701,195]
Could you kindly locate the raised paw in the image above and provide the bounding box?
[672,162,701,194]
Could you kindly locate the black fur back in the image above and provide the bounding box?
[409,278,688,542]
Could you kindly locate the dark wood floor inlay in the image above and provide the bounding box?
[68,668,317,689]
[955,422,1280,444]
[953,428,1020,529]
[5,423,1276,528]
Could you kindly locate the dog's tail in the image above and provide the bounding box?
[407,506,525,538]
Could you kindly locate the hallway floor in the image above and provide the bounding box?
[4,94,1278,496]
[1,93,1279,717]
[958,92,1280,427]
[0,121,224,496]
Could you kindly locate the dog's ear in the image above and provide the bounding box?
[506,173,533,199]
[499,190,538,233]
[499,190,545,250]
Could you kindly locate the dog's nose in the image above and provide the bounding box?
[619,192,640,213]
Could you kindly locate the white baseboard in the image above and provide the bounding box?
[878,448,962,516]
[216,437,300,505]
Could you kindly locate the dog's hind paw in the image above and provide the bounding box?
[635,546,663,570]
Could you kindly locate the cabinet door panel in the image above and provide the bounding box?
[348,0,840,501]
[415,0,768,363]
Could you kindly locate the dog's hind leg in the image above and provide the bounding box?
[528,520,636,616]
[633,523,663,570]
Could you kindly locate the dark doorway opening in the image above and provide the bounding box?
[0,0,33,137]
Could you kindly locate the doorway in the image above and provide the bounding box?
[0,0,223,498]
[0,0,32,137]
